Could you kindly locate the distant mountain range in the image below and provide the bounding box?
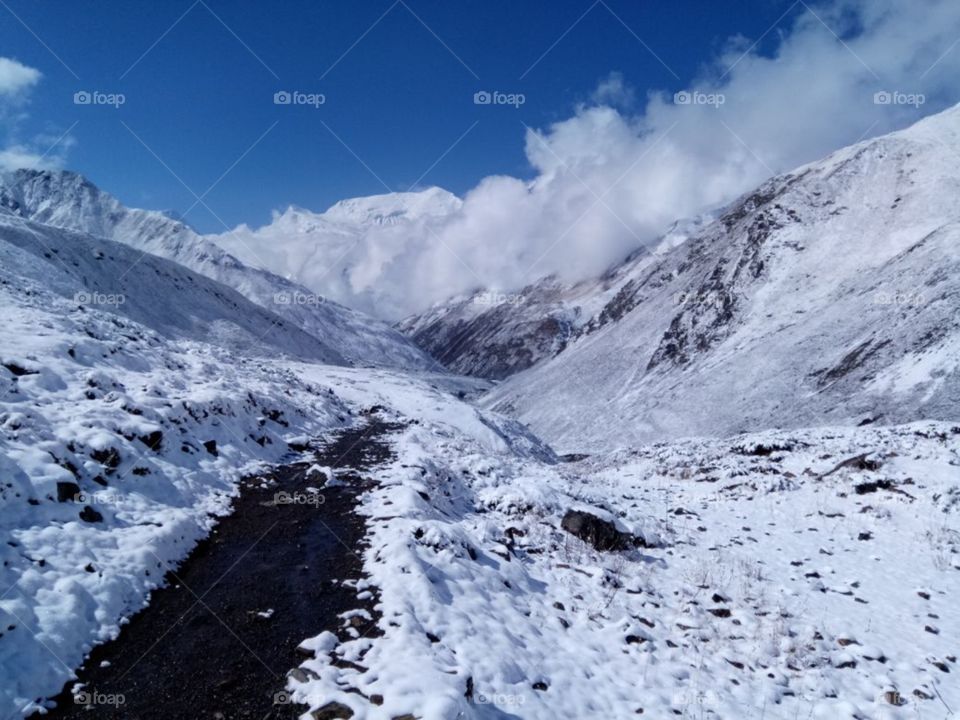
[0,169,436,371]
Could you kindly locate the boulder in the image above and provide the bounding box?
[561,509,641,551]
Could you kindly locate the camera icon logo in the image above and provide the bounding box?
[474,91,492,105]
[874,91,892,105]
[273,691,292,705]
[274,91,292,105]
[74,91,92,105]
[673,91,692,105]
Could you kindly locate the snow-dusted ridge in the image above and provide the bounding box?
[483,102,960,451]
[0,169,437,371]
[395,215,712,379]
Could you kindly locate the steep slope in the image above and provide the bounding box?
[0,215,344,363]
[396,280,580,380]
[484,104,960,451]
[397,218,707,379]
[0,170,436,370]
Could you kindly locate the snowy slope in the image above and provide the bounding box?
[484,104,960,451]
[397,218,709,379]
[0,215,344,363]
[289,419,960,720]
[0,170,436,370]
[0,220,542,716]
[0,268,347,716]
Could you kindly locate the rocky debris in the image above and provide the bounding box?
[79,506,103,523]
[311,702,354,719]
[854,479,896,495]
[560,509,643,552]
[90,447,121,472]
[56,481,81,503]
[733,443,794,457]
[137,430,163,451]
[2,361,38,376]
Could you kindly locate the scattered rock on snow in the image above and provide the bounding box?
[310,702,354,719]
[79,505,103,523]
[56,481,81,502]
[560,509,643,551]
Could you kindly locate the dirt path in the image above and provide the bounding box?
[32,420,397,720]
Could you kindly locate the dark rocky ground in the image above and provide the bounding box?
[31,419,399,720]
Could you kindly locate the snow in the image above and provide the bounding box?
[290,421,960,719]
[0,279,352,715]
[483,104,960,451]
[1,85,958,720]
[210,186,462,318]
[0,210,554,716]
[0,169,436,371]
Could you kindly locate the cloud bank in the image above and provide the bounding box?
[220,0,960,319]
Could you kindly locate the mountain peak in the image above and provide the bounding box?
[322,186,461,226]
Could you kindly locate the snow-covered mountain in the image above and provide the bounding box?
[210,186,462,316]
[397,218,708,379]
[0,206,542,717]
[481,104,960,451]
[0,170,436,370]
[0,214,345,363]
[3,107,959,720]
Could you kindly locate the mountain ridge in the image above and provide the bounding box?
[0,169,436,371]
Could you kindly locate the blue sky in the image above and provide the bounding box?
[0,0,804,232]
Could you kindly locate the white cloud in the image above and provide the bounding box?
[0,140,73,171]
[0,57,41,96]
[0,56,72,170]
[222,0,960,319]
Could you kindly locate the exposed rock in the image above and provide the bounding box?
[311,701,354,719]
[56,481,81,502]
[560,509,642,551]
[79,505,103,523]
